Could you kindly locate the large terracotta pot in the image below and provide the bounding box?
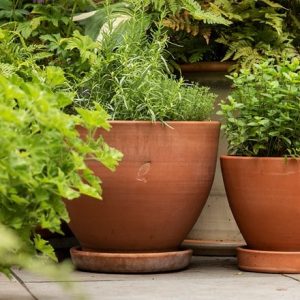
[66,121,220,273]
[221,156,300,273]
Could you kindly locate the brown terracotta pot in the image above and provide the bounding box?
[66,121,220,253]
[179,62,233,73]
[221,156,300,251]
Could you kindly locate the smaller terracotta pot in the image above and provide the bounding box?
[221,156,300,273]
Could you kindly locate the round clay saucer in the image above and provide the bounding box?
[70,247,192,273]
[238,246,300,273]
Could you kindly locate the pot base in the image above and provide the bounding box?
[70,247,192,273]
[238,246,300,273]
[182,239,244,256]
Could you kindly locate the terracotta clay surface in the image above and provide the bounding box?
[179,62,233,73]
[221,156,300,251]
[238,247,300,273]
[66,121,220,253]
[70,247,192,273]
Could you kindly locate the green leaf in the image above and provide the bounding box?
[33,234,57,262]
[45,66,66,87]
[261,0,285,9]
[75,105,111,130]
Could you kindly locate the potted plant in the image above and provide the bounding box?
[219,58,300,273]
[73,0,298,256]
[63,9,221,273]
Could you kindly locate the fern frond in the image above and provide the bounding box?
[264,12,284,35]
[0,63,16,77]
[261,0,284,9]
[189,51,204,62]
[147,0,231,25]
[181,0,229,25]
[191,9,231,25]
[232,46,256,60]
[168,0,179,14]
[209,2,242,21]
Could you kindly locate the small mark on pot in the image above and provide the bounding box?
[136,162,151,183]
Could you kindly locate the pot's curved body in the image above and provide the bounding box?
[66,121,220,253]
[221,156,300,251]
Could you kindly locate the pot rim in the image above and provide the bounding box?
[220,155,300,161]
[179,61,233,73]
[108,120,220,125]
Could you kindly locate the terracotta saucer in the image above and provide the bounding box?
[238,246,300,273]
[70,247,192,273]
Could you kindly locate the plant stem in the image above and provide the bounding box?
[67,0,78,37]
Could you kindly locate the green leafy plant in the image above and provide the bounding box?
[66,10,216,121]
[0,0,95,36]
[0,28,52,78]
[81,0,299,70]
[147,0,230,28]
[280,0,300,52]
[218,58,300,157]
[213,0,299,69]
[75,0,231,62]
[2,0,299,71]
[0,0,99,78]
[0,70,122,276]
[0,5,123,280]
[164,0,299,69]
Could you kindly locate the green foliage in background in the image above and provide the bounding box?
[1,0,299,70]
[145,0,230,25]
[74,0,299,70]
[214,0,299,69]
[166,0,300,69]
[0,0,94,37]
[0,0,98,77]
[219,59,300,157]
